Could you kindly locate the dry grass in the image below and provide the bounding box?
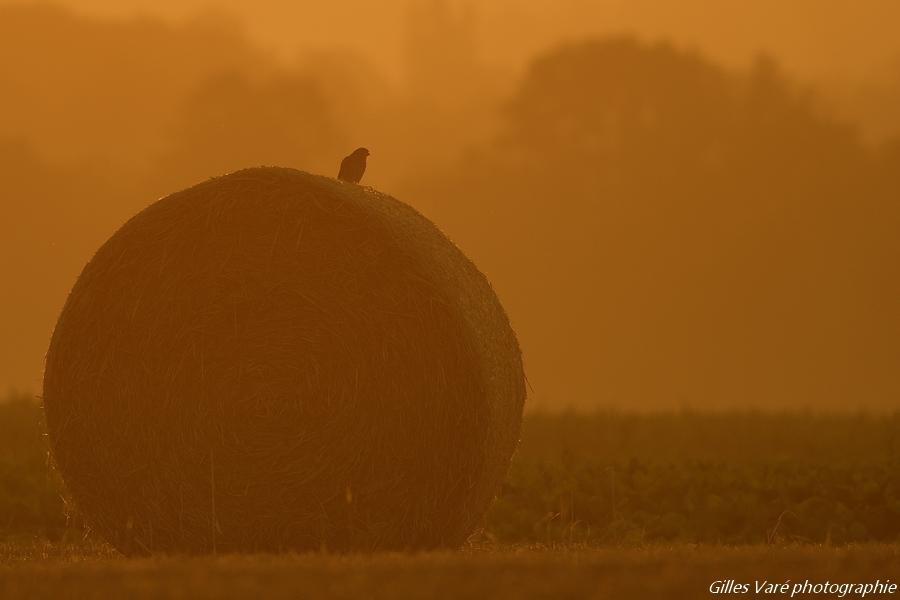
[42,167,525,555]
[1,543,897,599]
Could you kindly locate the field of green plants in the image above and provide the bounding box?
[2,391,898,547]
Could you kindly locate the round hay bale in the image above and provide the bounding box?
[43,167,525,554]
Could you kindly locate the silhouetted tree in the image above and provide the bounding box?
[410,36,900,411]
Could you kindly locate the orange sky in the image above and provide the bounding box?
[7,0,900,80]
[6,0,899,143]
[2,1,899,410]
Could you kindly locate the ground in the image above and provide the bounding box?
[2,402,899,597]
[1,543,898,599]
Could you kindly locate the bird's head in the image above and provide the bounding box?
[352,147,370,158]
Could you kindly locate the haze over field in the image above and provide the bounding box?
[7,0,900,141]
[1,1,899,411]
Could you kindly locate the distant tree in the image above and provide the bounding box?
[505,38,731,182]
[412,36,900,411]
[498,39,864,201]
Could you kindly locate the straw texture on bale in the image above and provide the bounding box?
[43,167,525,555]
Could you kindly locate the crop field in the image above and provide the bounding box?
[1,394,898,597]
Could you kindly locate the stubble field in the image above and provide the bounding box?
[1,543,898,599]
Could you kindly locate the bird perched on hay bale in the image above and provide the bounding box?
[337,147,369,183]
[43,167,525,555]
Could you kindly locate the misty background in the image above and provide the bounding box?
[1,0,899,411]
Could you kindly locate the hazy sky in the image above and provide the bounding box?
[9,1,899,142]
[8,0,900,83]
[3,1,900,410]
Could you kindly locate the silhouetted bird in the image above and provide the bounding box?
[337,147,369,183]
